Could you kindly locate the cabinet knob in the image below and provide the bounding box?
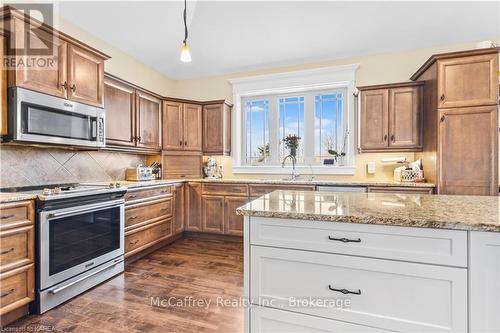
[70,84,76,92]
[185,141,188,146]
[440,115,446,122]
[383,134,388,141]
[440,94,445,101]
[137,136,141,143]
[390,134,395,142]
[180,140,183,146]
[61,81,68,90]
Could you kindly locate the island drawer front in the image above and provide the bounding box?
[251,306,392,333]
[125,219,172,257]
[202,183,249,196]
[250,217,467,267]
[125,197,173,230]
[250,246,467,333]
[248,184,316,197]
[125,185,172,204]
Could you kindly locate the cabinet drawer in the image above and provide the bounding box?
[251,246,467,333]
[367,186,434,194]
[248,184,315,197]
[125,197,172,230]
[124,185,172,203]
[125,219,172,257]
[202,183,248,196]
[0,201,34,230]
[250,217,467,267]
[0,264,34,316]
[251,305,392,333]
[0,226,34,272]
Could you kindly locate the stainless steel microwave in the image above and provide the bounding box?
[7,87,105,148]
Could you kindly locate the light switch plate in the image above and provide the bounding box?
[367,162,376,174]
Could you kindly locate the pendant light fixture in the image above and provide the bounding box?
[180,0,192,63]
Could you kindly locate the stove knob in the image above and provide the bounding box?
[53,187,61,194]
[109,183,115,188]
[42,188,52,195]
[115,183,121,188]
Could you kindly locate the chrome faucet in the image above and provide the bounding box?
[281,154,300,180]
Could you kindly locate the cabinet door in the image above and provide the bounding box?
[183,103,203,151]
[360,89,389,150]
[1,34,7,135]
[469,232,500,333]
[203,104,224,154]
[67,44,104,107]
[388,86,422,149]
[11,28,67,99]
[104,77,136,147]
[224,196,248,236]
[173,183,185,234]
[438,53,498,108]
[185,182,202,232]
[202,195,224,234]
[438,106,498,195]
[136,91,161,150]
[162,101,184,150]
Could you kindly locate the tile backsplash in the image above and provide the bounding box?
[0,146,145,188]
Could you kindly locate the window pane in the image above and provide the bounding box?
[245,99,270,164]
[279,96,304,162]
[314,92,344,162]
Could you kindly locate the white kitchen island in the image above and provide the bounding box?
[237,190,500,333]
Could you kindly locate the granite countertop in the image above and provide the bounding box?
[236,190,500,232]
[182,178,436,188]
[0,192,38,203]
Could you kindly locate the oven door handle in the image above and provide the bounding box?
[46,200,123,219]
[48,258,124,295]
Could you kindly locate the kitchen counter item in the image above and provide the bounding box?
[126,165,155,181]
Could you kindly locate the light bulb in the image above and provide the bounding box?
[180,43,192,63]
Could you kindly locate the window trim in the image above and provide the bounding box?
[229,64,359,175]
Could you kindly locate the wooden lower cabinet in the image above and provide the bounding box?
[173,183,185,234]
[185,182,202,232]
[202,195,225,234]
[224,196,249,236]
[0,200,35,325]
[125,219,172,258]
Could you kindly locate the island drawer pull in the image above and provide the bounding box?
[0,247,15,255]
[328,285,361,295]
[0,214,15,219]
[328,236,361,243]
[0,288,15,298]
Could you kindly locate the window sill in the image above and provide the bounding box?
[232,165,356,175]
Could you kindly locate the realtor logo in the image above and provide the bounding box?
[2,3,57,70]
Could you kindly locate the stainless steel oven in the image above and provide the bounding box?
[7,87,105,148]
[34,188,125,313]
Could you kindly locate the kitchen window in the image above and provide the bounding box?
[242,88,348,166]
[231,64,358,174]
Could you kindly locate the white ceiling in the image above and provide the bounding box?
[58,1,500,80]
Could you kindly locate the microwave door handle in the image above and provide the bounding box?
[91,118,97,139]
[47,201,122,219]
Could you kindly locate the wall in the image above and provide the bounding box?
[58,17,174,96]
[0,146,144,188]
[172,40,494,182]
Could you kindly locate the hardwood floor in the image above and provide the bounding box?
[8,237,244,333]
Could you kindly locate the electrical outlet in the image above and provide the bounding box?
[367,162,376,174]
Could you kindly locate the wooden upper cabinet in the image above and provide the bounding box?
[1,33,7,135]
[162,101,184,150]
[136,91,162,150]
[438,53,498,109]
[203,103,232,155]
[438,106,498,195]
[104,77,136,147]
[359,88,389,150]
[67,44,104,107]
[9,27,67,99]
[185,182,202,232]
[359,82,423,152]
[202,195,224,234]
[183,103,203,151]
[389,86,422,149]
